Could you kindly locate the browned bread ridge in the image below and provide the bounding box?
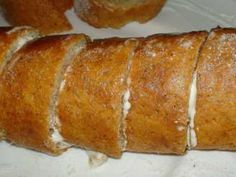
[0,26,39,140]
[195,27,236,150]
[0,0,73,34]
[74,0,166,28]
[57,38,138,157]
[0,34,88,155]
[125,31,208,154]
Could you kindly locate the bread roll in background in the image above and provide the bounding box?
[125,31,208,154]
[195,27,236,150]
[57,38,138,157]
[0,0,72,34]
[74,0,166,28]
[0,34,88,155]
[0,26,39,140]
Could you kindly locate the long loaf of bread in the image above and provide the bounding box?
[0,26,235,158]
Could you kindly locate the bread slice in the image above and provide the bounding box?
[0,34,88,155]
[125,31,208,154]
[57,38,138,157]
[74,0,166,28]
[1,0,72,34]
[0,26,39,140]
[194,27,236,150]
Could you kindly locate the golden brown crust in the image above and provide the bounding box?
[57,38,138,157]
[51,0,73,12]
[0,27,39,72]
[75,0,166,28]
[195,28,236,150]
[125,31,208,154]
[0,26,39,140]
[0,34,87,155]
[1,0,72,34]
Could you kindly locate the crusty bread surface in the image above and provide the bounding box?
[1,0,72,34]
[195,28,236,150]
[57,38,138,157]
[0,34,88,155]
[125,31,208,154]
[0,26,235,157]
[0,26,39,140]
[74,0,166,28]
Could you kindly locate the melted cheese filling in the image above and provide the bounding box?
[187,72,197,148]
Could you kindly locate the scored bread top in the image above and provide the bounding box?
[0,34,88,155]
[195,27,236,150]
[125,31,208,154]
[57,37,138,157]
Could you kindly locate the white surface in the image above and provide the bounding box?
[1,0,236,176]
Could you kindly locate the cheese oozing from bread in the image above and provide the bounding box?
[187,72,197,148]
[86,150,108,168]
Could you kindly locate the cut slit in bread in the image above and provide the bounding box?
[187,32,208,149]
[120,39,138,150]
[50,41,87,148]
[0,26,40,140]
[85,39,137,163]
[187,72,198,148]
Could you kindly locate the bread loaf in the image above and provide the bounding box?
[0,26,235,158]
[1,0,166,33]
[0,0,72,34]
[74,0,166,28]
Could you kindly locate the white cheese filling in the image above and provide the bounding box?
[50,115,71,148]
[187,72,197,148]
[6,26,32,34]
[86,150,108,168]
[123,89,131,118]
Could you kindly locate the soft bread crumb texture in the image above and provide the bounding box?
[125,31,208,154]
[195,27,236,150]
[74,0,166,28]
